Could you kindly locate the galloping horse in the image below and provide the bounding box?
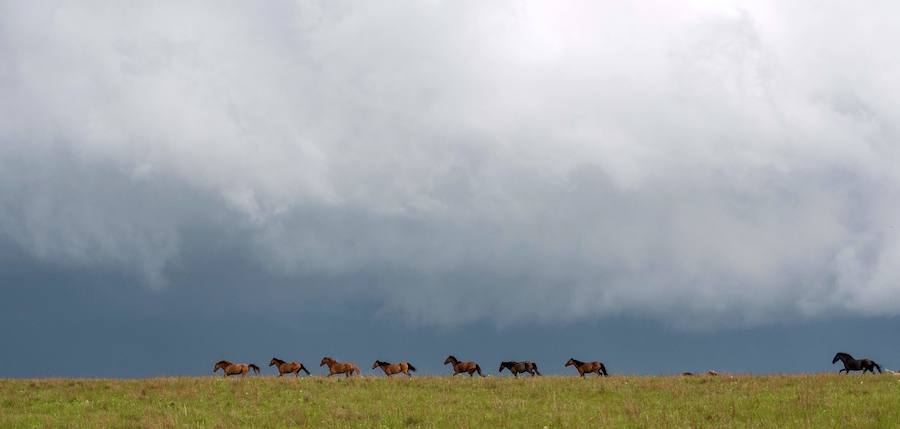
[269,357,310,377]
[213,360,260,377]
[320,356,361,377]
[372,360,417,377]
[499,361,541,377]
[833,352,882,374]
[565,358,608,377]
[444,355,484,377]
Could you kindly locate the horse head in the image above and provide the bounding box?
[372,360,387,369]
[213,360,232,372]
[833,352,852,364]
[320,357,333,367]
[444,355,458,365]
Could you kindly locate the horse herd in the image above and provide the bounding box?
[213,352,882,378]
[213,356,608,378]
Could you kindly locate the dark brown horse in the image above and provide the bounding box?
[269,357,310,377]
[499,361,540,377]
[320,356,360,377]
[443,355,484,377]
[213,360,260,377]
[833,352,883,374]
[565,358,608,377]
[372,360,417,377]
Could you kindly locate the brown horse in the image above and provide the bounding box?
[498,361,540,377]
[320,356,360,377]
[372,360,417,377]
[269,357,310,377]
[213,360,260,377]
[443,355,484,377]
[565,358,608,377]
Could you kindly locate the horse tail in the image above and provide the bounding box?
[476,364,484,377]
[874,361,883,374]
[533,363,541,376]
[407,363,417,372]
[300,364,310,375]
[600,363,608,376]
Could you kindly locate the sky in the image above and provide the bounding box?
[2,1,900,377]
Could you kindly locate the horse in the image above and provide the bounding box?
[833,352,882,374]
[269,357,310,377]
[213,360,260,377]
[320,356,361,377]
[499,361,540,377]
[444,355,484,377]
[372,360,417,377]
[565,358,608,377]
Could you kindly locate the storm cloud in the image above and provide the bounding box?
[2,1,900,329]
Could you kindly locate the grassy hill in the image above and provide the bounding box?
[2,374,898,428]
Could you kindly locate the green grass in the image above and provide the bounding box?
[1,374,898,428]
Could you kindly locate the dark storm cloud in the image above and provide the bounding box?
[2,1,900,330]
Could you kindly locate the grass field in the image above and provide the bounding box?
[2,374,899,428]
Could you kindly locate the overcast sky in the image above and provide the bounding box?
[2,1,900,377]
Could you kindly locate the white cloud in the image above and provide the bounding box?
[2,1,900,327]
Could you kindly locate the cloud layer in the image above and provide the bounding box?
[2,1,900,328]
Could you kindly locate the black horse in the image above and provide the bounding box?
[499,361,541,377]
[832,352,882,374]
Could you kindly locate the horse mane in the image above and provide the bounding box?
[500,361,515,368]
[833,352,853,363]
[445,355,458,363]
[568,358,584,366]
[373,360,389,367]
[215,360,233,367]
[270,357,286,365]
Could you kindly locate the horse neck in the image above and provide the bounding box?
[570,359,584,367]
